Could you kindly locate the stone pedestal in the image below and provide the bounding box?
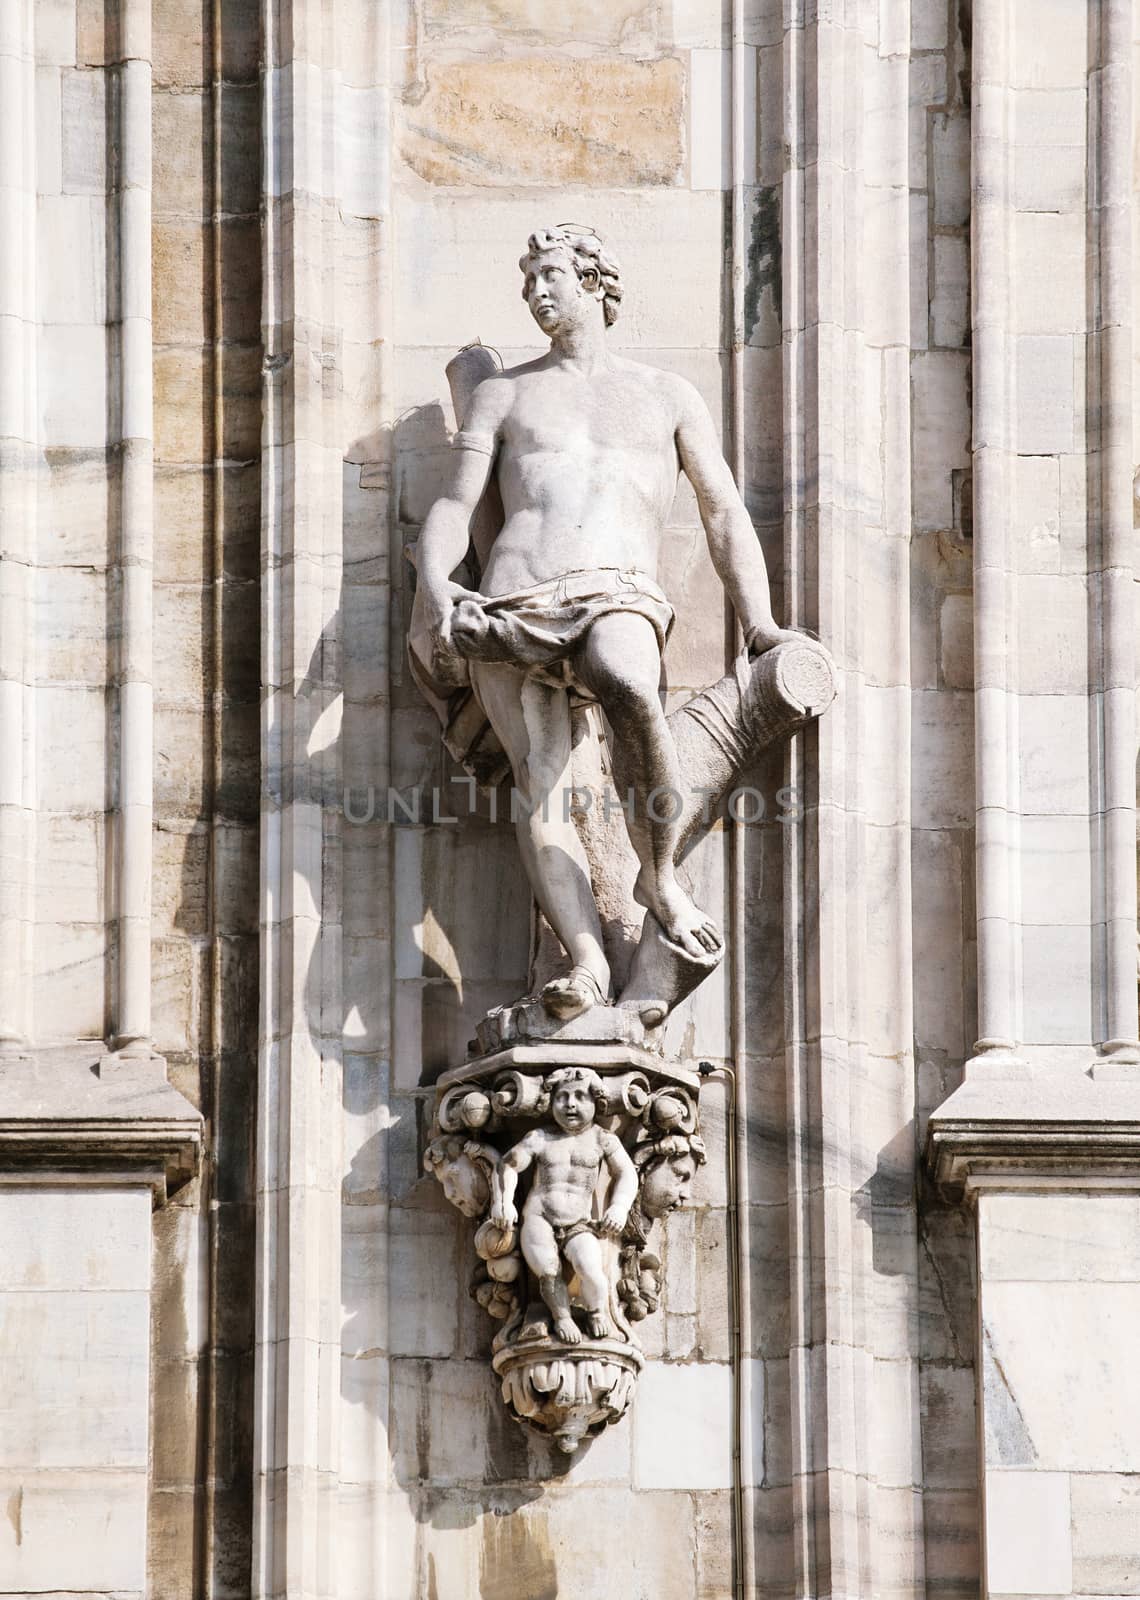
[928,1075,1140,1599]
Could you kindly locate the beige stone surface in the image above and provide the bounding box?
[399,57,684,187]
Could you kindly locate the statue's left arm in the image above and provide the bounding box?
[674,379,797,654]
[599,1132,640,1236]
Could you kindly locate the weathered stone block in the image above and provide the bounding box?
[399,58,684,188]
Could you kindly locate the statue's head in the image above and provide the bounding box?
[547,1066,606,1133]
[519,224,623,336]
[635,1134,707,1219]
[423,1135,494,1218]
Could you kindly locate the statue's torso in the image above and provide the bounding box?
[481,360,681,596]
[524,1127,605,1227]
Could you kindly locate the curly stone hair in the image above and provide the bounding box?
[519,224,624,327]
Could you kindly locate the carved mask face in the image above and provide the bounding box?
[551,1083,595,1133]
[640,1154,697,1219]
[522,248,593,336]
[439,1153,489,1218]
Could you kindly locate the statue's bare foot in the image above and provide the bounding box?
[634,872,723,960]
[553,1314,582,1345]
[586,1312,610,1339]
[542,965,606,1020]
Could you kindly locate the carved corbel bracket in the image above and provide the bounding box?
[425,1045,706,1454]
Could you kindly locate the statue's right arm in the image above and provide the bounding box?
[490,1128,538,1230]
[416,377,512,630]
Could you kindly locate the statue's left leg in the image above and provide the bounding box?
[563,1232,610,1339]
[573,613,722,961]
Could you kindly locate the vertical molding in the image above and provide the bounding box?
[113,0,155,1053]
[1090,0,1137,1060]
[727,3,758,1596]
[967,0,1023,1071]
[254,0,346,1591]
[782,0,923,1592]
[0,0,37,1049]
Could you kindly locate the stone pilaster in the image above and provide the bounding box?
[779,1,925,1592]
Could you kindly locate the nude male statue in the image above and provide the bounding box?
[415,224,796,1020]
[490,1067,638,1344]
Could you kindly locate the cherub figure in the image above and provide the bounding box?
[490,1067,638,1343]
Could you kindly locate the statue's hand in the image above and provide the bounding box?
[490,1202,517,1232]
[449,594,493,658]
[600,1204,630,1238]
[745,620,802,656]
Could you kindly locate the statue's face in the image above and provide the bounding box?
[522,247,593,336]
[551,1082,596,1132]
[640,1154,697,1219]
[439,1153,489,1217]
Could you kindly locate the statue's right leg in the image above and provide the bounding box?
[470,662,610,1013]
[521,1214,580,1343]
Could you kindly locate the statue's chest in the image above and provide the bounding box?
[512,378,672,457]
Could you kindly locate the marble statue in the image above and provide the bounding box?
[490,1066,638,1343]
[412,224,800,1023]
[415,227,835,1456]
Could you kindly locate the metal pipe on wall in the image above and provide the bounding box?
[1092,0,1137,1060]
[727,0,758,1592]
[112,0,155,1054]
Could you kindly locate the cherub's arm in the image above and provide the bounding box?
[599,1132,640,1236]
[674,378,797,654]
[490,1129,541,1231]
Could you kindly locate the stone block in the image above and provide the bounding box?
[938,592,973,690]
[386,1205,458,1358]
[634,1359,733,1489]
[60,67,106,193]
[1018,691,1088,815]
[908,55,947,188]
[980,1192,1140,1284]
[932,234,968,349]
[912,828,967,1058]
[932,113,970,227]
[38,324,111,448]
[1020,815,1093,929]
[911,0,948,51]
[922,1487,981,1597]
[921,1365,977,1490]
[0,1187,150,1292]
[151,89,209,219]
[154,581,206,702]
[33,814,104,925]
[0,1470,147,1592]
[152,220,207,346]
[985,1470,1072,1595]
[911,351,970,530]
[33,920,106,1040]
[37,194,106,325]
[1015,335,1076,455]
[389,1357,494,1486]
[1013,88,1087,212]
[35,64,63,194]
[398,57,684,189]
[35,685,107,811]
[1020,924,1093,1045]
[984,1281,1140,1471]
[689,48,731,191]
[151,936,200,1055]
[392,824,532,985]
[1012,453,1061,574]
[1011,0,1088,87]
[1013,212,1086,337]
[911,688,974,829]
[35,0,77,66]
[1071,1473,1140,1596]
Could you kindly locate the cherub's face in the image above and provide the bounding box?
[551,1083,595,1133]
[522,248,591,336]
[439,1154,489,1218]
[640,1154,697,1219]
